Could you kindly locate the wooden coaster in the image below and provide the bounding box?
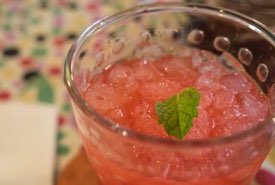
[57,148,99,185]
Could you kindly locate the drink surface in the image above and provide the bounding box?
[80,48,272,185]
[83,48,270,140]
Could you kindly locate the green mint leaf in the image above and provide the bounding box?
[156,87,200,139]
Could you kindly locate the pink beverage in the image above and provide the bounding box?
[64,3,275,185]
[81,48,271,185]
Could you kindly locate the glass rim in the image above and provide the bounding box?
[64,2,275,148]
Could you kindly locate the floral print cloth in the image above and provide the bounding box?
[0,0,274,184]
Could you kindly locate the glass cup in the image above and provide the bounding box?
[208,0,275,30]
[64,3,275,185]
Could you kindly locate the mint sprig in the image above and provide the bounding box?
[156,87,200,139]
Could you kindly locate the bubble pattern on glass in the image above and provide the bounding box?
[257,63,269,82]
[187,29,205,45]
[139,30,151,43]
[94,27,271,86]
[112,37,126,55]
[238,48,253,66]
[213,36,231,52]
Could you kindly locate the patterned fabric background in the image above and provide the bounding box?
[0,0,274,184]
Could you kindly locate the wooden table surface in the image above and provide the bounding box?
[57,148,98,185]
